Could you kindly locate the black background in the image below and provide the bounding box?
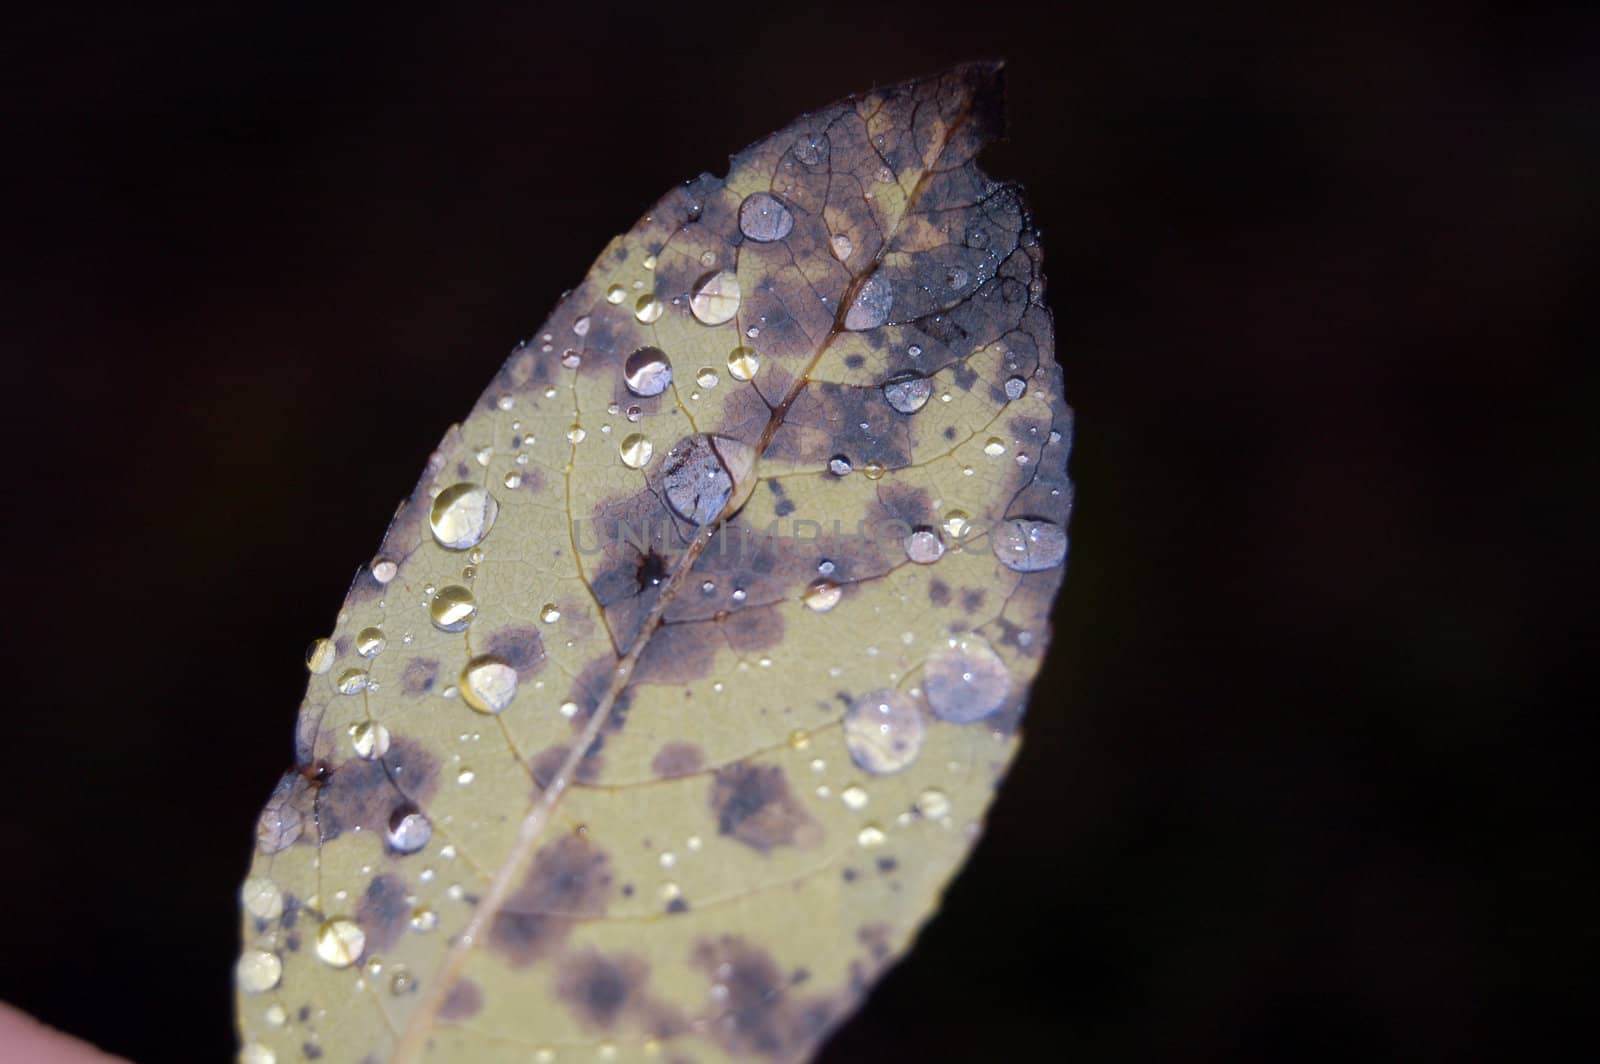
[2,4,1592,1062]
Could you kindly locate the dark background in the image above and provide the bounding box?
[2,4,1592,1061]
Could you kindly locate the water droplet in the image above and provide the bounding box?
[540,603,561,623]
[618,433,655,470]
[792,132,829,166]
[559,700,579,719]
[605,284,626,304]
[239,1043,276,1064]
[924,634,1009,722]
[349,720,391,760]
[940,510,971,543]
[856,825,887,848]
[828,455,853,476]
[662,435,754,527]
[991,517,1068,572]
[690,270,741,325]
[916,789,951,819]
[389,968,415,995]
[315,918,366,968]
[241,876,284,921]
[410,907,438,932]
[695,367,719,389]
[634,293,663,323]
[429,483,498,550]
[504,471,523,489]
[1004,376,1027,400]
[904,528,944,565]
[305,638,335,674]
[844,689,926,774]
[263,1004,287,1028]
[844,275,893,331]
[356,627,386,658]
[726,346,760,381]
[429,585,477,632]
[370,558,398,584]
[862,461,886,481]
[966,228,989,249]
[573,315,591,335]
[883,373,932,414]
[840,785,869,810]
[460,656,518,714]
[802,578,842,612]
[983,437,1007,457]
[623,347,672,397]
[738,192,794,242]
[830,234,854,263]
[386,805,432,853]
[336,668,369,695]
[566,424,587,444]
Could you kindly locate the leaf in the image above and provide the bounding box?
[236,62,1072,1064]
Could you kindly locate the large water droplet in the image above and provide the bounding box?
[695,367,719,390]
[690,270,741,325]
[802,578,842,612]
[726,346,760,382]
[792,132,829,166]
[349,720,391,760]
[429,585,477,632]
[336,668,369,695]
[738,192,794,242]
[624,347,672,397]
[883,373,931,414]
[924,635,1009,722]
[662,435,754,526]
[991,517,1068,572]
[619,433,654,469]
[386,805,433,853]
[844,275,893,331]
[355,626,386,658]
[634,294,663,323]
[605,284,626,304]
[460,656,518,714]
[844,689,925,775]
[236,950,282,993]
[429,483,498,550]
[315,918,366,968]
[305,637,335,674]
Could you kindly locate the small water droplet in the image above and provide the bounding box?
[828,455,853,476]
[830,233,853,262]
[429,585,476,632]
[916,789,951,819]
[356,627,386,658]
[844,275,893,331]
[904,528,945,565]
[503,471,523,489]
[263,1004,287,1028]
[856,825,887,848]
[726,346,760,381]
[941,510,971,543]
[239,1043,276,1064]
[315,918,366,968]
[460,656,518,714]
[695,367,719,389]
[241,876,284,921]
[1004,376,1027,400]
[540,603,561,623]
[457,769,475,785]
[623,347,672,397]
[305,637,335,674]
[924,634,1009,722]
[386,806,432,853]
[573,315,591,335]
[862,461,886,481]
[690,270,741,325]
[606,284,626,304]
[802,578,842,612]
[349,720,391,760]
[370,558,398,584]
[410,906,438,932]
[841,785,869,810]
[792,132,829,165]
[236,950,282,993]
[564,424,586,444]
[983,437,1007,457]
[738,192,795,242]
[844,689,926,774]
[883,373,932,414]
[429,483,498,550]
[991,517,1068,572]
[619,433,654,469]
[626,404,643,422]
[634,294,664,323]
[966,228,989,249]
[662,435,754,527]
[336,668,369,695]
[559,700,579,719]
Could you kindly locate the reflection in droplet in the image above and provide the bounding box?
[738,192,794,242]
[662,435,754,526]
[386,805,433,853]
[315,918,366,968]
[356,627,386,658]
[991,517,1069,572]
[306,638,336,675]
[726,346,760,382]
[634,294,664,323]
[460,656,518,714]
[904,528,945,565]
[844,275,893,331]
[924,634,1010,723]
[429,483,498,550]
[429,585,476,632]
[844,689,925,775]
[619,433,654,469]
[883,373,932,414]
[802,578,842,612]
[690,270,741,325]
[624,347,672,397]
[350,720,391,760]
[337,668,369,695]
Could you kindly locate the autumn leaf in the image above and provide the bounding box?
[236,62,1072,1064]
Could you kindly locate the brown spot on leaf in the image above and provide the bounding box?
[485,625,546,678]
[356,875,409,954]
[554,949,649,1032]
[489,834,612,968]
[652,741,705,779]
[928,579,951,607]
[439,978,483,1022]
[532,744,603,788]
[693,936,839,1059]
[711,762,820,853]
[316,738,438,841]
[400,658,438,696]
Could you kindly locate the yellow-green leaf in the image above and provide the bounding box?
[236,62,1072,1064]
